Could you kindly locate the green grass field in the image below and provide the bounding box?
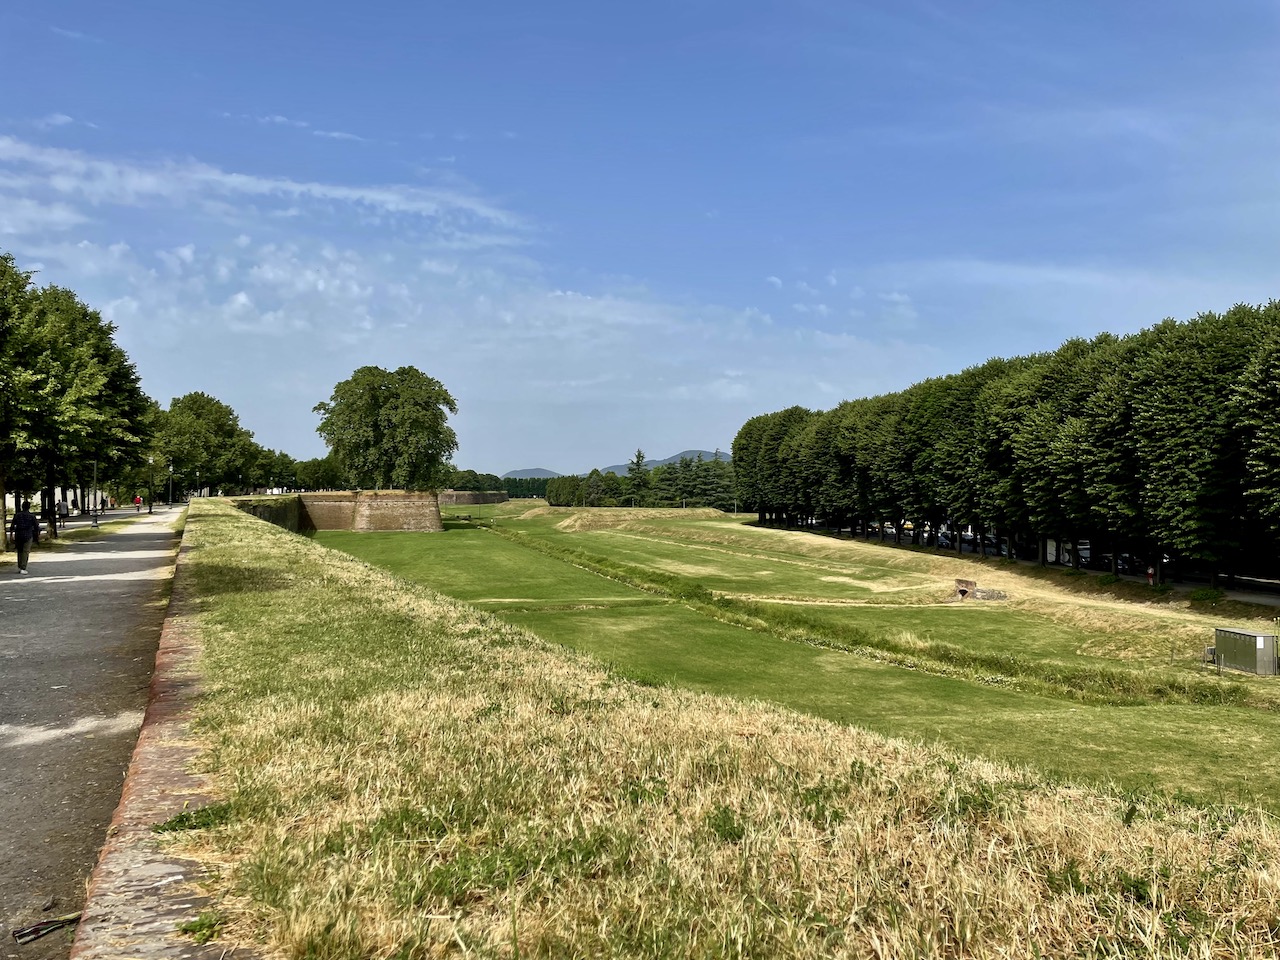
[173,500,1280,958]
[316,507,1280,809]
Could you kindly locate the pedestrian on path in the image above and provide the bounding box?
[10,500,41,574]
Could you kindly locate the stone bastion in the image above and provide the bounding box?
[232,490,508,533]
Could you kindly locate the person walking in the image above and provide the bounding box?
[10,500,41,574]
[134,494,142,512]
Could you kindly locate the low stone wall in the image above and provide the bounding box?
[233,496,302,531]
[232,492,445,532]
[297,492,356,532]
[438,490,509,506]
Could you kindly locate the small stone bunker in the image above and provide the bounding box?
[951,578,1007,602]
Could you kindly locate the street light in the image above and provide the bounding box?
[91,460,98,528]
[147,456,154,513]
[167,465,173,505]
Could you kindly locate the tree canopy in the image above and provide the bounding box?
[731,301,1280,584]
[314,366,458,491]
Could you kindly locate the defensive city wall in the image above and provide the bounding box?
[232,489,508,533]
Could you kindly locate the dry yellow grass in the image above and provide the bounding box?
[168,501,1280,958]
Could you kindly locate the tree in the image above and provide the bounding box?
[314,366,458,491]
[158,392,256,495]
[1130,309,1263,582]
[0,254,35,534]
[625,448,649,505]
[296,452,346,490]
[9,284,150,529]
[1235,307,1280,540]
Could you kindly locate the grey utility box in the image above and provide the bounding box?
[1214,628,1280,676]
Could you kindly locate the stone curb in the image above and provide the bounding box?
[69,537,242,960]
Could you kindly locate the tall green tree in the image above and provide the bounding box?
[158,392,256,495]
[1235,307,1280,538]
[10,284,149,526]
[625,448,649,505]
[315,366,458,491]
[0,254,35,529]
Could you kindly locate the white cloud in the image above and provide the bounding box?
[156,243,196,273]
[826,271,838,287]
[796,280,820,297]
[765,275,782,288]
[261,114,309,128]
[0,136,522,231]
[313,129,367,142]
[0,197,89,234]
[877,291,918,330]
[0,135,971,472]
[50,26,102,43]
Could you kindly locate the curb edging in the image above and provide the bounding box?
[69,538,235,960]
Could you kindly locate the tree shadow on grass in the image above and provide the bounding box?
[190,561,297,597]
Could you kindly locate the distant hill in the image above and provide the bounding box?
[502,450,729,480]
[598,449,729,476]
[501,467,563,479]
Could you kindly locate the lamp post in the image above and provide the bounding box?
[196,469,200,499]
[91,460,98,528]
[167,465,173,505]
[147,456,154,513]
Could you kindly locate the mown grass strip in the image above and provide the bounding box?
[488,525,1256,710]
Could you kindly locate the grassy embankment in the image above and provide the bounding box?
[319,506,1280,808]
[166,498,1280,958]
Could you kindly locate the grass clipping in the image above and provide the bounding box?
[174,500,1280,959]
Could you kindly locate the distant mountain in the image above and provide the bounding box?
[503,450,729,480]
[598,449,730,476]
[501,467,563,479]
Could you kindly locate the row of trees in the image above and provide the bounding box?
[503,476,551,498]
[3,250,487,528]
[0,251,355,533]
[1,253,151,533]
[732,302,1280,584]
[547,450,736,510]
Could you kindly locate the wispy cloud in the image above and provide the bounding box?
[0,136,967,471]
[0,135,523,230]
[0,197,89,235]
[313,129,367,142]
[50,26,102,43]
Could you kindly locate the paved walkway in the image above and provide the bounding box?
[0,508,180,960]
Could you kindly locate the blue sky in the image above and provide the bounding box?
[3,2,1278,475]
